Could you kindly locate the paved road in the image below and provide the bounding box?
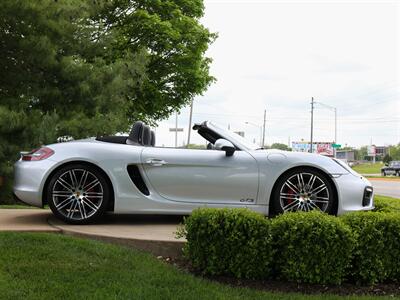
[370,179,400,198]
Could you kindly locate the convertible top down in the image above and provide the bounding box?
[14,121,374,224]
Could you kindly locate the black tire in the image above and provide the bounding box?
[382,171,386,176]
[270,167,336,216]
[47,163,110,224]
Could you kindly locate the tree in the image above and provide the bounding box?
[269,143,292,151]
[382,154,392,165]
[186,143,207,149]
[388,144,400,160]
[99,0,216,122]
[0,0,215,201]
[355,146,368,161]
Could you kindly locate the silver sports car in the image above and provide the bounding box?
[14,121,373,224]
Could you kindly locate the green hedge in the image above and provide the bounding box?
[177,208,274,279]
[342,212,400,284]
[271,211,355,284]
[180,207,400,285]
[374,195,400,213]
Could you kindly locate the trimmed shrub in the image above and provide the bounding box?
[271,211,355,284]
[179,207,400,285]
[374,196,400,213]
[342,212,400,284]
[178,208,274,279]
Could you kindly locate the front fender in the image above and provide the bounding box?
[250,150,349,208]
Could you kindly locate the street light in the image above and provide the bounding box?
[245,121,263,147]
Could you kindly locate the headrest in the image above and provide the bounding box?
[142,125,151,146]
[150,131,156,146]
[127,121,144,145]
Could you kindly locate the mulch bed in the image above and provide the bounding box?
[158,255,400,297]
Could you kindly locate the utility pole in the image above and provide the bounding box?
[187,100,194,147]
[334,107,337,148]
[245,121,262,147]
[169,113,183,147]
[334,107,337,157]
[310,97,314,153]
[175,111,178,148]
[262,109,266,148]
[314,101,337,157]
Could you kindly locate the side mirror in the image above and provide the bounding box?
[214,139,236,157]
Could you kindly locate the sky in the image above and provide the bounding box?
[155,0,400,148]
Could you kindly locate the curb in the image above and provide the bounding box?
[47,217,185,258]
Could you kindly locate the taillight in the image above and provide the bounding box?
[21,147,54,161]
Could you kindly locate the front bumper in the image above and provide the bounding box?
[333,173,374,215]
[13,159,57,207]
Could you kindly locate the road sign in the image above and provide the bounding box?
[169,128,183,132]
[332,143,341,148]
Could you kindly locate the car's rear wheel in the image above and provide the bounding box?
[382,171,386,176]
[47,164,109,224]
[270,168,336,216]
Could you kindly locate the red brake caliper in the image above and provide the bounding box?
[286,187,294,204]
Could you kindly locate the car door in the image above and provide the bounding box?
[140,147,259,204]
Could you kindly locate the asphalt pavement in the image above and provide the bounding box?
[369,178,400,198]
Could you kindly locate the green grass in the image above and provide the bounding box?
[365,176,400,180]
[374,195,400,212]
[0,232,394,300]
[352,163,383,174]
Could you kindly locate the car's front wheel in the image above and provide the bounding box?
[270,168,336,216]
[382,171,386,176]
[47,164,110,224]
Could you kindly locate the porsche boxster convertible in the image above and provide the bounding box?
[14,121,374,224]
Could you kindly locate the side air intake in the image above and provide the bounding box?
[127,165,150,196]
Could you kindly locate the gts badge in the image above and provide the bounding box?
[240,198,254,203]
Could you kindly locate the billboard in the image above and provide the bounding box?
[292,142,334,156]
[367,145,376,156]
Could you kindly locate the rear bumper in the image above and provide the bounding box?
[333,174,374,215]
[13,159,57,207]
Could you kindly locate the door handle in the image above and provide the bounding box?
[145,158,167,166]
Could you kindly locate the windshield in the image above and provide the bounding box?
[208,122,259,150]
[390,161,400,167]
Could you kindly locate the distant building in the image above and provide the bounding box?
[336,150,355,161]
[375,146,388,158]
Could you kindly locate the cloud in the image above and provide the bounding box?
[310,54,370,73]
[155,1,399,148]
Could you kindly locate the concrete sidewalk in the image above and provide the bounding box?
[0,209,59,232]
[0,209,184,257]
